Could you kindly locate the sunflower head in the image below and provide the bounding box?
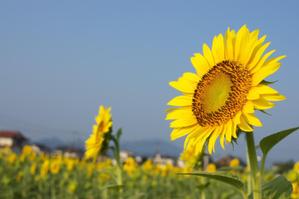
[166,25,285,155]
[84,105,112,160]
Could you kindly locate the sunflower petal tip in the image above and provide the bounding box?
[241,24,248,29]
[170,134,176,141]
[169,81,175,87]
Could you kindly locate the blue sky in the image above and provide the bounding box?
[0,1,298,162]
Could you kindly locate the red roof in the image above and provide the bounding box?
[0,131,27,139]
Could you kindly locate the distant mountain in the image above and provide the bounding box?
[36,137,85,150]
[121,139,181,157]
[36,137,66,149]
[35,137,181,157]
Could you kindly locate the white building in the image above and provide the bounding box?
[0,131,28,150]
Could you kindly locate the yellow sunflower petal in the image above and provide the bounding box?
[225,27,236,60]
[256,84,279,94]
[203,43,215,66]
[242,29,260,65]
[245,34,267,64]
[170,125,199,141]
[184,133,193,150]
[184,127,206,151]
[225,119,234,142]
[262,94,286,101]
[220,127,226,149]
[243,113,263,127]
[221,122,231,148]
[251,50,276,74]
[233,111,242,125]
[169,72,199,93]
[243,101,255,113]
[212,34,225,64]
[166,108,194,120]
[167,95,193,106]
[247,42,271,70]
[235,25,250,61]
[247,84,279,100]
[247,89,260,100]
[252,97,275,110]
[191,53,211,77]
[208,126,222,153]
[170,117,198,128]
[232,120,238,139]
[194,127,214,154]
[252,55,286,86]
[238,114,253,132]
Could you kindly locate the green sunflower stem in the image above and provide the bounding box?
[245,132,262,199]
[110,130,123,199]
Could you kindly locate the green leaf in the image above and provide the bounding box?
[116,128,122,140]
[263,176,292,199]
[218,166,243,172]
[249,176,292,199]
[260,127,299,159]
[179,172,245,191]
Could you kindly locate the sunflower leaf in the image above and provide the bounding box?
[218,166,243,172]
[179,172,245,191]
[262,176,292,199]
[260,127,299,162]
[248,176,292,199]
[116,128,122,140]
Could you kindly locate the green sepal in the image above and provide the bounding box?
[261,80,278,85]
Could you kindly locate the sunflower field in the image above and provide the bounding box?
[1,146,298,199]
[1,25,299,199]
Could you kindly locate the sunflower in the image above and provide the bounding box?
[166,25,285,154]
[85,105,112,160]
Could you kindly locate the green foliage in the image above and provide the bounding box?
[261,80,278,85]
[260,127,299,158]
[260,127,299,171]
[180,172,245,191]
[249,176,292,199]
[262,176,292,199]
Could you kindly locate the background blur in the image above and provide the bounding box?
[0,1,298,163]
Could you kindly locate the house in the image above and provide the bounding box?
[0,131,28,151]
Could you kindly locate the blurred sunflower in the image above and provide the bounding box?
[85,105,112,160]
[206,163,217,173]
[229,158,240,168]
[124,157,138,176]
[167,25,285,154]
[180,147,199,169]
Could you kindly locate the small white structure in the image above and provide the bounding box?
[120,150,133,162]
[0,131,27,149]
[153,153,174,165]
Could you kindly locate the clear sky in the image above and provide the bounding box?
[0,1,298,162]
